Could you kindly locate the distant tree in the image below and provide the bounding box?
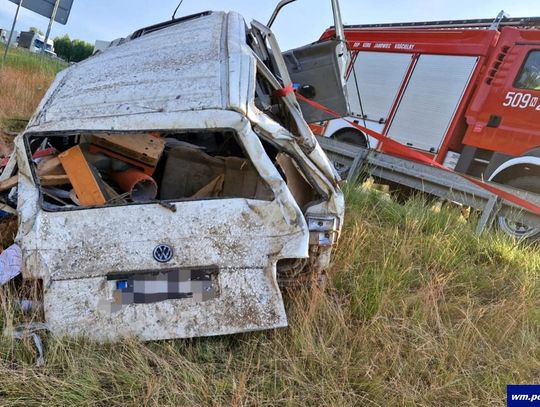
[70,39,94,62]
[53,35,94,62]
[54,34,72,61]
[29,26,43,35]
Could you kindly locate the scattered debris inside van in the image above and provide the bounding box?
[0,129,276,212]
[18,130,275,210]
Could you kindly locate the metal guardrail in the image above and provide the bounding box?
[317,136,540,234]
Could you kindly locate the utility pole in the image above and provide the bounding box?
[2,0,24,68]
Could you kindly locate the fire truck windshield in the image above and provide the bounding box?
[515,51,540,90]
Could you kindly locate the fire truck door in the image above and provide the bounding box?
[346,51,413,123]
[283,40,351,123]
[386,54,478,153]
[464,29,540,157]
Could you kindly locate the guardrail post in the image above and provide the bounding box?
[346,149,368,183]
[476,195,501,235]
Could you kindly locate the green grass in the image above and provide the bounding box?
[0,187,538,406]
[0,44,67,75]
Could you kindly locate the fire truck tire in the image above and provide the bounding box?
[497,175,540,240]
[332,128,368,147]
[331,129,368,179]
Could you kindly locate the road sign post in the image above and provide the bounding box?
[42,0,61,55]
[2,0,24,67]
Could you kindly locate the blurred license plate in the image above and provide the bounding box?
[108,267,219,305]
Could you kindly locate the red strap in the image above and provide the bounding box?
[274,83,294,98]
[294,92,540,216]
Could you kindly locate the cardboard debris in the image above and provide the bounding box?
[160,146,273,200]
[191,175,225,198]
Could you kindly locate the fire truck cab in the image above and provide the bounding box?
[306,15,540,238]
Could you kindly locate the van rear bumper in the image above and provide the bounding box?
[44,265,287,341]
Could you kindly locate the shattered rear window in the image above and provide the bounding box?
[25,130,274,211]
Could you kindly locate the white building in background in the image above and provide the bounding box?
[0,29,20,46]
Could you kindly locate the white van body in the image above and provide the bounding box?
[14,11,344,341]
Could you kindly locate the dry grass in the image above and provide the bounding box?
[0,188,538,406]
[0,66,52,123]
[0,46,64,132]
[0,52,538,406]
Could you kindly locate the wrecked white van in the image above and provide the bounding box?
[13,11,344,341]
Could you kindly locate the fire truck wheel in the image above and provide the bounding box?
[497,175,540,240]
[332,129,368,179]
[333,128,368,147]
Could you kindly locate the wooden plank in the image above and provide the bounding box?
[0,175,18,192]
[40,174,71,186]
[0,161,69,192]
[0,158,68,192]
[91,133,165,166]
[58,146,107,206]
[37,156,64,176]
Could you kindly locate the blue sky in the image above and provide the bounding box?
[1,0,540,50]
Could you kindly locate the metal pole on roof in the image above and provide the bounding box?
[42,0,61,56]
[331,0,350,87]
[267,0,298,28]
[331,0,345,42]
[1,0,24,69]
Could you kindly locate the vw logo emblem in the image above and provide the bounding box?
[153,244,173,263]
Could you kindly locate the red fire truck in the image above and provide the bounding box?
[307,14,540,238]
